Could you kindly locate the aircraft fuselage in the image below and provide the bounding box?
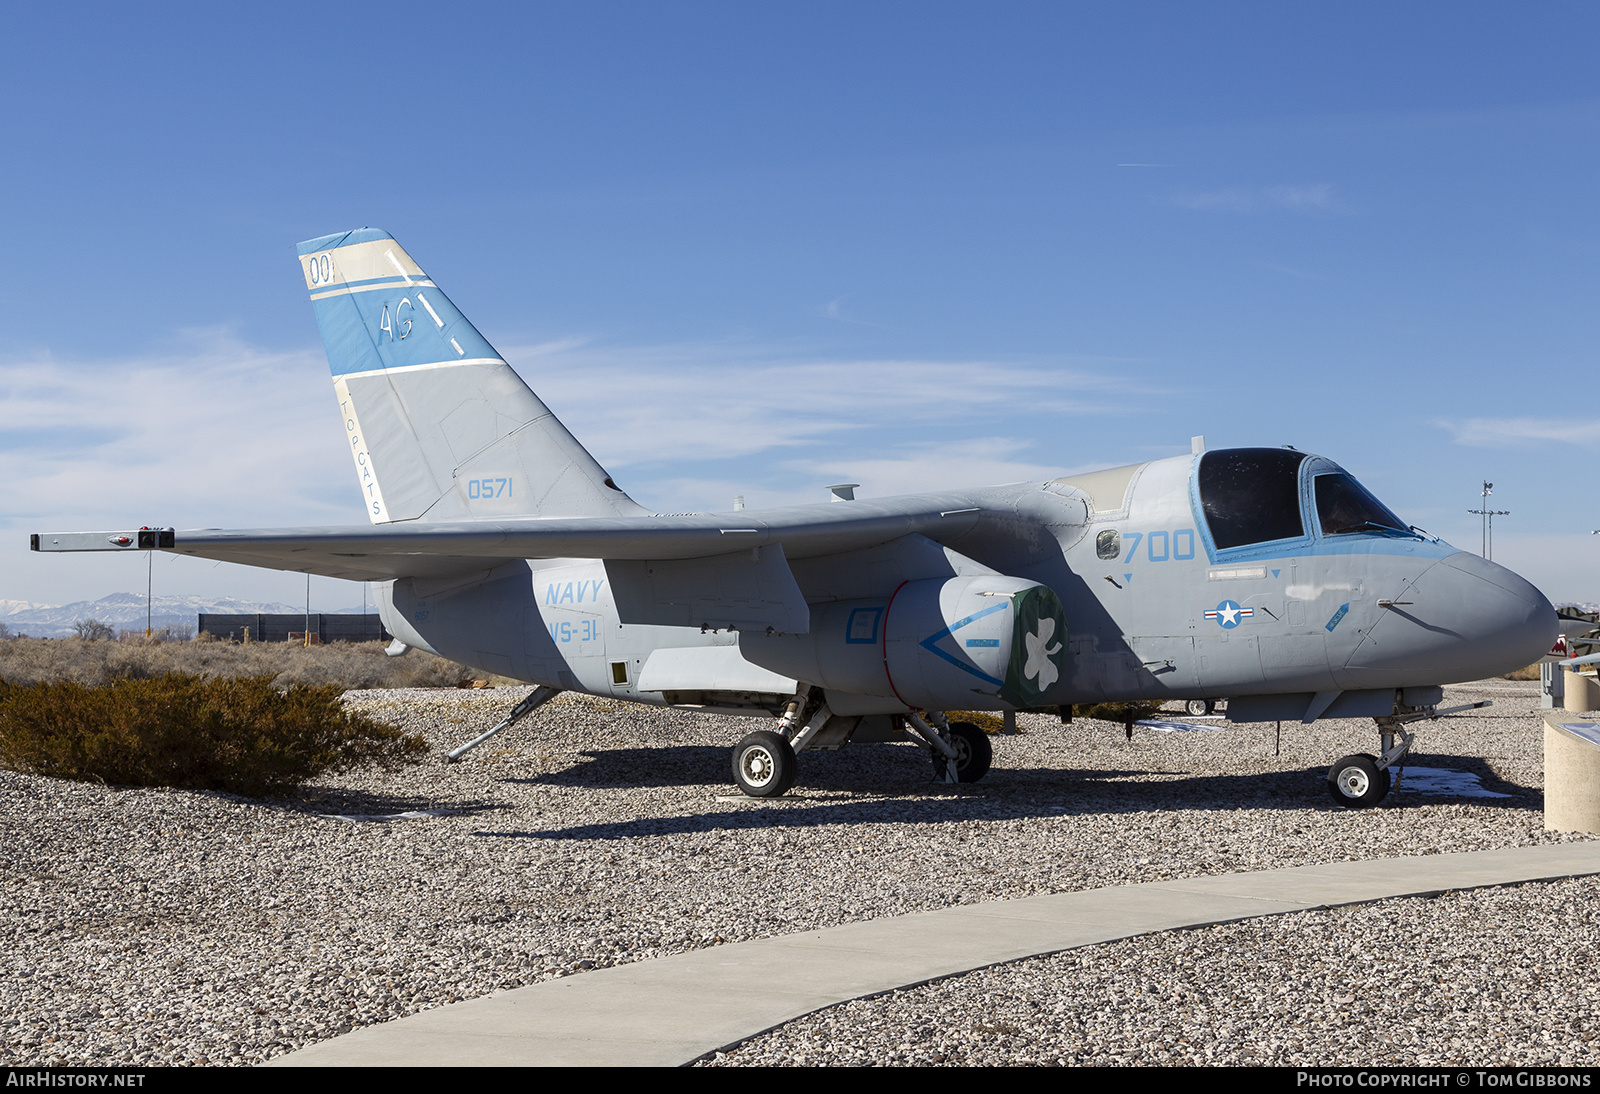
[377,447,1554,723]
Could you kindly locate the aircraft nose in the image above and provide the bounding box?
[1345,552,1556,685]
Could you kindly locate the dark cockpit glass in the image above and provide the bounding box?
[1198,448,1308,550]
[1314,473,1409,537]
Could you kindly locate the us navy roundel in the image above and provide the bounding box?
[1204,600,1254,629]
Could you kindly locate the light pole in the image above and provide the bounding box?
[1467,481,1510,561]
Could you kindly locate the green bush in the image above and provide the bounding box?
[0,673,428,797]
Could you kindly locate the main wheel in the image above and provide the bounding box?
[732,731,797,798]
[938,721,993,783]
[1184,699,1216,716]
[1327,753,1391,809]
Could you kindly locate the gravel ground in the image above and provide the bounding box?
[0,678,1593,1067]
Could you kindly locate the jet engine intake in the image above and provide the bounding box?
[742,575,1067,711]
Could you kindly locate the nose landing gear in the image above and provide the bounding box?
[1327,753,1392,808]
[1324,697,1490,808]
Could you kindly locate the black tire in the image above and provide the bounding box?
[732,731,796,798]
[939,721,993,783]
[1184,699,1209,716]
[1327,753,1391,808]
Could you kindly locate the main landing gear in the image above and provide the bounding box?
[732,731,797,798]
[905,711,992,784]
[727,687,999,797]
[936,720,993,783]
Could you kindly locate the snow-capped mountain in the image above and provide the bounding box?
[0,593,302,638]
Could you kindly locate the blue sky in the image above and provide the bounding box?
[4,2,1598,610]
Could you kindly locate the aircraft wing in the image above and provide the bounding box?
[30,497,985,583]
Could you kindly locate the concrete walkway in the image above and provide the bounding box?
[269,843,1600,1067]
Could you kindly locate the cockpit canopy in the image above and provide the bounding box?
[1197,447,1409,552]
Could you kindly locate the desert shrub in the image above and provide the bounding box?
[0,673,428,797]
[1504,663,1543,681]
[945,710,1006,734]
[1029,701,1166,723]
[0,637,483,690]
[118,626,192,643]
[1078,700,1167,722]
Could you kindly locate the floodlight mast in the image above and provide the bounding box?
[1467,481,1510,561]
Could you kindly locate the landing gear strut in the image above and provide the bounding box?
[1323,698,1489,808]
[906,712,993,784]
[939,721,993,783]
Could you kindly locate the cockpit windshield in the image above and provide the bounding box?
[1198,448,1308,549]
[1314,473,1409,537]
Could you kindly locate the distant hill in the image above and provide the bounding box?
[0,593,306,638]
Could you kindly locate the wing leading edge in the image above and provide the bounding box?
[31,496,985,583]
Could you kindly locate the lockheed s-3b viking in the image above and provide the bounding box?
[31,230,1557,808]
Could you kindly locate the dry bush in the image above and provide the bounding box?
[1048,700,1167,723]
[945,710,1006,734]
[1504,663,1544,681]
[0,674,427,797]
[0,637,483,690]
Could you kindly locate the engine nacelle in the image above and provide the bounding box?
[742,575,1067,711]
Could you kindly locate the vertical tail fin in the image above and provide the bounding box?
[297,229,645,523]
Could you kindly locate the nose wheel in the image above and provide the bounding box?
[1326,753,1391,808]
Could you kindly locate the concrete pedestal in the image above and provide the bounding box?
[1562,668,1600,713]
[1544,716,1600,834]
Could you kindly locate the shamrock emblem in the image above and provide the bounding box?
[1023,616,1063,691]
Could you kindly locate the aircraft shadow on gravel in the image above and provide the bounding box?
[472,746,1539,842]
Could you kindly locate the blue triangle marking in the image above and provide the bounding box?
[918,601,1008,687]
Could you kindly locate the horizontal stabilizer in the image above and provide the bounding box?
[33,528,174,552]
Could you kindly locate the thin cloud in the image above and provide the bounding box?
[0,332,1171,536]
[1164,183,1343,214]
[1254,260,1322,280]
[817,297,881,327]
[1440,417,1600,448]
[0,329,352,529]
[791,437,1073,498]
[502,338,1157,472]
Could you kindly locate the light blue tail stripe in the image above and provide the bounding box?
[298,231,499,376]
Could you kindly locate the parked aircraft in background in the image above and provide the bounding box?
[33,230,1556,808]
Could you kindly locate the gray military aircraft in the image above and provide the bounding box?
[32,229,1556,808]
